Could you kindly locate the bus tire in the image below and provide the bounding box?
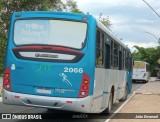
[145,80,148,83]
[119,84,128,102]
[102,91,113,114]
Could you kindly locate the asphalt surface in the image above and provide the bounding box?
[0,77,145,122]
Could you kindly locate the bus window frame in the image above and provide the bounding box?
[96,28,105,68]
[13,18,88,50]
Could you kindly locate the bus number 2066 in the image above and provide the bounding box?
[64,67,83,73]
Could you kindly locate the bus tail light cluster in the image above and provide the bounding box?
[143,73,146,78]
[3,67,11,91]
[78,73,90,98]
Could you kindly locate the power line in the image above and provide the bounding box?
[145,31,160,45]
[142,0,160,18]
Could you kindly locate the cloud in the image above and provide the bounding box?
[143,0,160,8]
[76,0,145,8]
[75,0,160,49]
[123,41,158,52]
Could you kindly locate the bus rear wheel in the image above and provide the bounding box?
[119,84,128,102]
[103,91,113,114]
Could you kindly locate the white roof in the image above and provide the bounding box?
[134,61,149,64]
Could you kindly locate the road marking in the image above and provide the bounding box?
[105,83,147,122]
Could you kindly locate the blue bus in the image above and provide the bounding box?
[3,11,133,113]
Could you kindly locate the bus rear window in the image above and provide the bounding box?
[14,19,87,49]
[133,62,145,69]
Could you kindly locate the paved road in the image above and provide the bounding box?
[0,79,145,122]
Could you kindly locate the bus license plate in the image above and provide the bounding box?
[36,88,51,94]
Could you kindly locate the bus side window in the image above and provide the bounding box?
[119,49,122,70]
[105,43,110,69]
[111,40,114,68]
[114,42,118,69]
[126,52,129,70]
[122,49,125,69]
[96,30,104,67]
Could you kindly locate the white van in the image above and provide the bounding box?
[133,61,151,82]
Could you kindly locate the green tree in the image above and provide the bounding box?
[63,0,83,13]
[132,46,160,76]
[0,36,6,74]
[0,0,65,38]
[98,13,112,29]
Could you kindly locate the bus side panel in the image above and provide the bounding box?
[118,70,127,99]
[91,68,127,113]
[91,68,106,113]
[86,17,96,97]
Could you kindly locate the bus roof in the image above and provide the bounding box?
[13,11,91,19]
[96,19,128,50]
[13,11,130,52]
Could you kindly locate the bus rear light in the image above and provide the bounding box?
[78,73,90,98]
[82,85,88,90]
[83,80,89,85]
[4,79,10,84]
[5,73,9,78]
[3,67,11,91]
[6,85,10,89]
[81,91,86,96]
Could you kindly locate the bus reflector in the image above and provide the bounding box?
[3,67,11,91]
[66,101,72,104]
[78,73,90,98]
[15,96,20,99]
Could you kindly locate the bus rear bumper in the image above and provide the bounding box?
[3,89,93,113]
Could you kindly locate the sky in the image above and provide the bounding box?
[75,0,160,52]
